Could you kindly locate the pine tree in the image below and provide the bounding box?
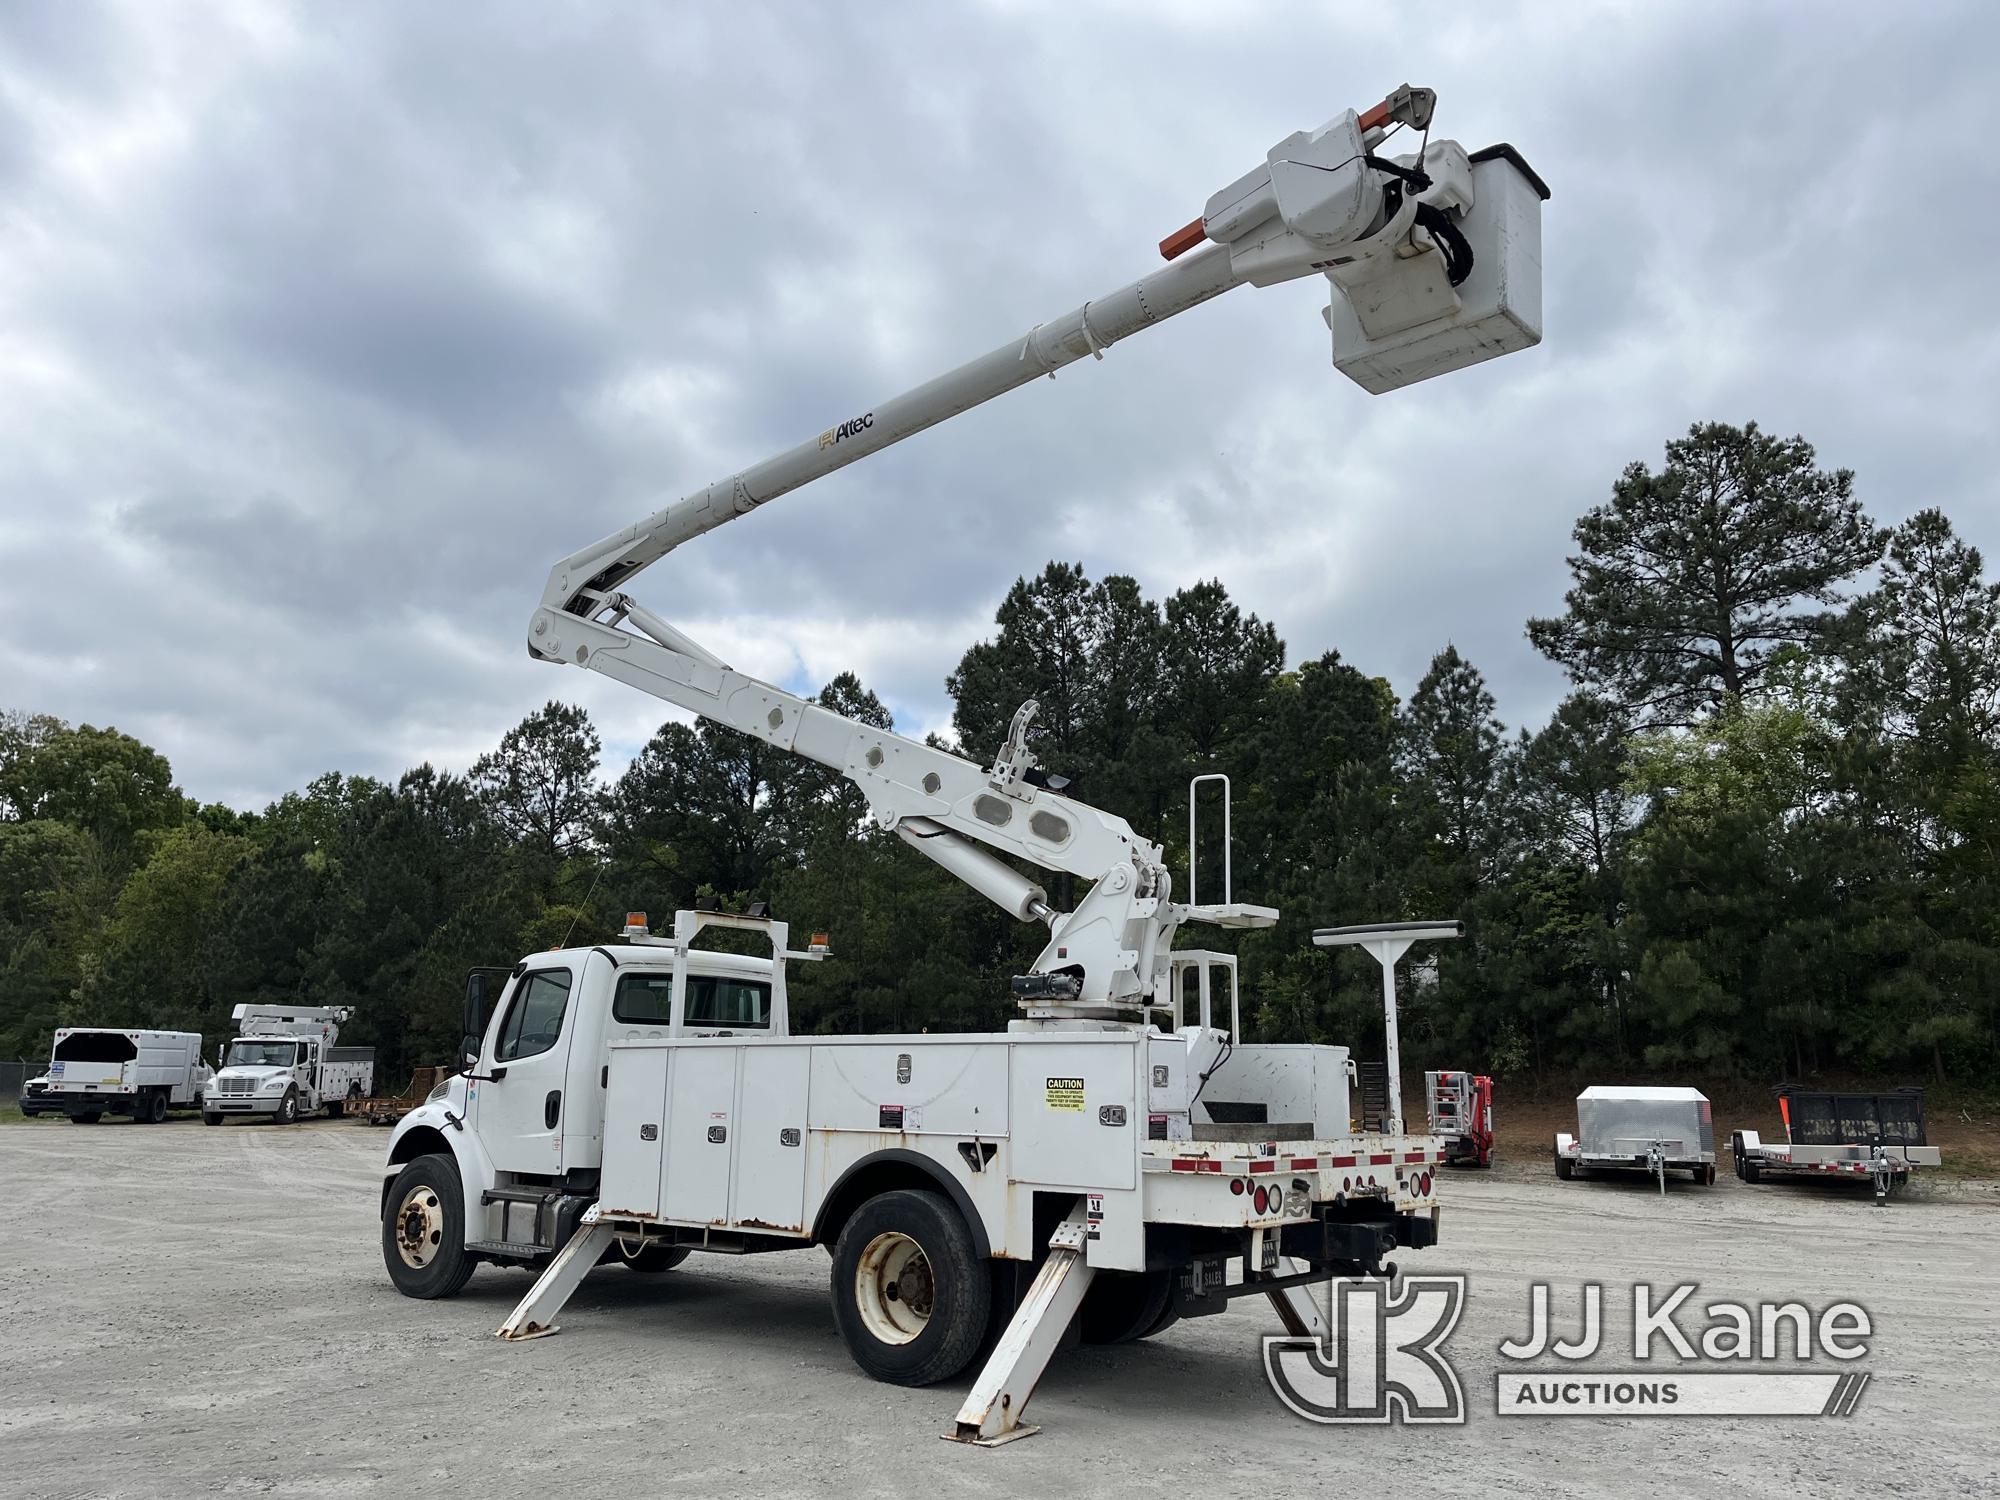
[1528,421,1883,724]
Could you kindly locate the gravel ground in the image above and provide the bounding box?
[2,1115,1996,1498]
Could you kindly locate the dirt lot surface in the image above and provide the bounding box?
[2,1114,1995,1498]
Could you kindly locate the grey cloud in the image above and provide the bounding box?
[1,0,1995,804]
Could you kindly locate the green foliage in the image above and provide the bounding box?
[1528,421,1883,725]
[3,418,1994,1090]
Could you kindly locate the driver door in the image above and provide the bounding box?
[472,960,579,1177]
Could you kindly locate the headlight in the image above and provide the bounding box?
[262,1078,288,1091]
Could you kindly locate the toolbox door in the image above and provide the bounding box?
[731,1046,810,1232]
[663,1046,737,1224]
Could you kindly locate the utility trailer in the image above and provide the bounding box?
[1425,1070,1494,1167]
[1555,1086,1716,1193]
[352,1066,447,1126]
[44,1029,212,1123]
[1731,1087,1939,1204]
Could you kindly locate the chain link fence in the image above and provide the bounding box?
[0,1059,30,1104]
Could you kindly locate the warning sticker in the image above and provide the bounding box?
[1045,1076,1086,1111]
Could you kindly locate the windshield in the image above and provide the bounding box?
[225,1040,301,1068]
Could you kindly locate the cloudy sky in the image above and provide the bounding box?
[2,1,1995,810]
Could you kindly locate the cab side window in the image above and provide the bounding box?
[612,973,674,1024]
[495,970,573,1061]
[686,976,771,1028]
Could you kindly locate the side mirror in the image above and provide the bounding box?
[460,1034,480,1072]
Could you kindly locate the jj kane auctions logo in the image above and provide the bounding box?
[1266,1279,1876,1423]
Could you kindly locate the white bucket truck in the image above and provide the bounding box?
[380,82,1548,1441]
[203,1005,374,1125]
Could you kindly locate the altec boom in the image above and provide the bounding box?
[380,86,1549,1444]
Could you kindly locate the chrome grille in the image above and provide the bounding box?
[216,1077,258,1096]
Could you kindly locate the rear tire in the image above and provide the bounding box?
[70,1111,104,1124]
[831,1189,989,1387]
[1742,1160,1762,1185]
[202,1111,223,1126]
[1554,1149,1573,1181]
[612,1240,691,1273]
[143,1090,168,1124]
[1079,1269,1174,1345]
[383,1153,476,1299]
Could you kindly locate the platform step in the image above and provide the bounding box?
[467,1240,551,1260]
[481,1187,552,1206]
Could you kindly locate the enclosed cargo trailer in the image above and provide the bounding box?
[1555,1086,1715,1192]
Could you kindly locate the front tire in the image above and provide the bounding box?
[831,1190,989,1387]
[383,1153,476,1299]
[274,1088,299,1126]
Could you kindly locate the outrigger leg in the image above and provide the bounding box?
[496,1206,617,1341]
[945,1206,1097,1446]
[1265,1256,1330,1339]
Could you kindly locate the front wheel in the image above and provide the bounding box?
[831,1190,989,1387]
[274,1088,299,1125]
[383,1153,476,1299]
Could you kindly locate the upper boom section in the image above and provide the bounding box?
[543,240,1240,622]
[538,84,1546,625]
[526,87,1549,1010]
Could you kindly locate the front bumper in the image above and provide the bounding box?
[204,1095,282,1115]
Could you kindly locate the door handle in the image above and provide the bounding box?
[544,1090,561,1129]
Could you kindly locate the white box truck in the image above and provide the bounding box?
[45,1028,212,1123]
[202,1005,374,1125]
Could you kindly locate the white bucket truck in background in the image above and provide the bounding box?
[203,1005,374,1125]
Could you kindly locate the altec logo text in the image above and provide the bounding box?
[818,411,874,450]
[1265,1279,1877,1424]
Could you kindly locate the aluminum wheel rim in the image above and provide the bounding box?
[395,1185,445,1270]
[855,1231,933,1345]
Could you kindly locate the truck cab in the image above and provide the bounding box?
[383,911,801,1277]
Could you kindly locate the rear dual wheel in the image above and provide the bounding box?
[1079,1269,1176,1345]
